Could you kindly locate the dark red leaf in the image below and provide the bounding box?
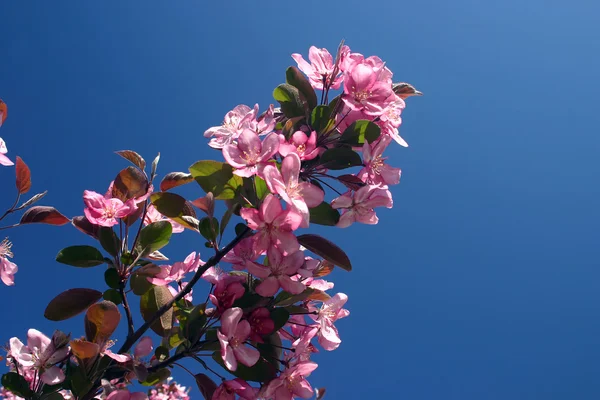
[44,288,103,321]
[297,234,352,271]
[160,172,194,192]
[337,174,366,191]
[20,206,70,226]
[0,100,7,126]
[112,166,149,202]
[15,157,31,194]
[71,215,99,239]
[195,373,218,400]
[115,150,146,170]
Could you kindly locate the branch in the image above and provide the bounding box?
[119,284,135,339]
[117,225,252,354]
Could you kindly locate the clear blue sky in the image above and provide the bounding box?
[1,1,600,399]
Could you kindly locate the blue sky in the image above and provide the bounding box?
[1,1,600,399]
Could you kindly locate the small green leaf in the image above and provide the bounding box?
[56,245,104,268]
[104,268,121,289]
[311,105,332,134]
[235,223,249,236]
[189,160,243,200]
[273,83,307,118]
[319,148,363,170]
[154,346,170,361]
[1,372,33,398]
[270,308,290,333]
[309,202,340,226]
[199,217,219,242]
[340,120,381,145]
[254,176,269,201]
[138,221,172,257]
[98,227,119,257]
[44,288,103,321]
[103,289,122,305]
[297,234,352,271]
[286,66,318,111]
[140,368,171,386]
[130,271,153,295]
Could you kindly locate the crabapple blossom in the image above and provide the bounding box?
[209,273,245,312]
[83,190,137,227]
[222,130,279,177]
[147,252,203,286]
[262,153,324,227]
[342,57,394,116]
[278,131,319,161]
[263,361,318,400]
[106,390,148,400]
[309,293,350,351]
[217,307,260,371]
[212,378,258,400]
[0,238,17,286]
[247,247,306,297]
[148,377,190,400]
[0,138,13,166]
[291,46,343,90]
[222,237,262,271]
[204,104,256,149]
[247,307,275,343]
[143,204,184,233]
[239,194,302,255]
[358,135,401,186]
[331,184,393,228]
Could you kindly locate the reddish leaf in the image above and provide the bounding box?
[312,260,335,278]
[337,174,366,191]
[44,288,103,321]
[18,191,47,210]
[393,82,423,99]
[20,206,70,226]
[70,339,100,360]
[0,100,7,126]
[191,193,214,217]
[297,234,352,271]
[315,387,327,400]
[112,166,149,202]
[115,150,146,170]
[84,301,121,343]
[160,172,194,192]
[195,373,218,400]
[15,157,31,194]
[71,215,99,239]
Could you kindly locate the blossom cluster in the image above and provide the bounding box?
[0,43,419,400]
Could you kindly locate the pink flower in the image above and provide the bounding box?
[209,273,246,312]
[204,104,257,149]
[212,378,257,400]
[292,46,343,90]
[106,390,148,400]
[309,293,349,351]
[263,361,318,399]
[143,204,184,233]
[222,237,261,271]
[83,190,137,227]
[331,185,393,228]
[0,238,17,286]
[247,247,306,297]
[376,95,408,147]
[168,281,194,303]
[0,138,13,166]
[239,194,302,255]
[222,130,279,177]
[247,308,275,343]
[278,131,319,161]
[262,153,324,227]
[9,329,68,385]
[134,336,153,359]
[149,377,190,400]
[357,136,401,186]
[147,252,203,286]
[342,59,394,116]
[217,307,260,371]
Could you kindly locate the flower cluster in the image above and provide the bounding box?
[0,43,419,400]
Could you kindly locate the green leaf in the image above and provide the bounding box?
[319,148,363,170]
[286,66,318,111]
[140,368,171,386]
[44,288,103,321]
[311,105,332,134]
[212,352,277,382]
[273,83,307,118]
[43,392,65,400]
[98,227,119,257]
[309,202,340,226]
[257,333,283,365]
[104,268,121,289]
[140,285,174,336]
[181,304,207,344]
[297,234,352,271]
[56,245,104,268]
[274,288,330,306]
[189,160,243,200]
[103,289,122,305]
[1,372,33,398]
[270,308,290,333]
[138,221,172,257]
[154,346,170,362]
[199,217,219,242]
[340,119,381,145]
[130,271,153,295]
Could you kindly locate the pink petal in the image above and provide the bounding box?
[239,208,263,230]
[237,129,261,155]
[292,379,314,398]
[298,183,324,208]
[221,307,243,337]
[134,336,153,358]
[223,344,238,371]
[259,132,280,161]
[255,276,281,297]
[233,345,260,367]
[130,393,149,400]
[281,153,300,188]
[278,275,306,295]
[261,194,283,225]
[234,320,252,342]
[104,349,132,363]
[41,366,65,385]
[247,261,271,279]
[222,145,247,168]
[336,210,356,228]
[0,153,13,166]
[27,329,50,353]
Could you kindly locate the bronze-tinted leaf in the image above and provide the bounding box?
[112,166,149,201]
[393,82,423,99]
[140,285,173,337]
[84,301,121,343]
[44,288,103,321]
[71,215,99,239]
[0,100,7,126]
[17,191,47,210]
[337,174,366,191]
[70,339,100,360]
[115,150,146,170]
[15,157,31,194]
[20,206,70,226]
[195,373,218,400]
[312,260,335,278]
[191,193,214,217]
[160,172,194,192]
[297,234,352,271]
